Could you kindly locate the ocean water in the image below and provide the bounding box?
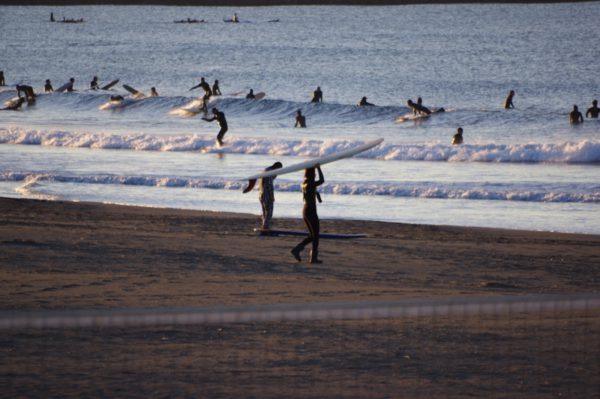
[0,3,599,234]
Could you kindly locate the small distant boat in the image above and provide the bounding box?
[174,18,206,24]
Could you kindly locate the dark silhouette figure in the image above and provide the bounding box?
[90,76,99,90]
[291,165,325,264]
[586,100,599,118]
[65,78,75,92]
[311,86,323,103]
[295,109,306,128]
[259,161,283,230]
[246,89,256,99]
[190,77,212,105]
[202,107,228,146]
[150,87,158,97]
[570,105,584,124]
[504,90,515,109]
[212,80,221,96]
[407,99,431,115]
[359,96,374,106]
[0,71,5,86]
[50,12,55,22]
[44,79,53,92]
[16,84,36,104]
[452,127,464,145]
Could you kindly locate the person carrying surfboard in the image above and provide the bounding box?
[359,96,374,107]
[259,162,283,231]
[291,165,325,264]
[202,107,228,146]
[16,84,36,104]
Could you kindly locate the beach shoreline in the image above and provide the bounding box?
[1,196,599,397]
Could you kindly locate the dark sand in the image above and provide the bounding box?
[0,197,599,398]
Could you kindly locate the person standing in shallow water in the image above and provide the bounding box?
[295,109,306,128]
[311,86,323,103]
[202,107,228,146]
[504,90,515,109]
[586,99,599,118]
[452,127,464,145]
[570,105,584,124]
[291,165,325,264]
[0,71,5,86]
[259,162,283,231]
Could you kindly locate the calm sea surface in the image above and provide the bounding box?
[1,3,599,233]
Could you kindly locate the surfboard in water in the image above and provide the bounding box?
[169,98,206,117]
[101,79,119,90]
[242,138,384,193]
[123,84,145,98]
[55,81,73,93]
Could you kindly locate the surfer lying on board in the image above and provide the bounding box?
[407,99,431,115]
[202,107,228,146]
[1,97,25,111]
[295,109,306,128]
[259,162,283,231]
[291,165,325,264]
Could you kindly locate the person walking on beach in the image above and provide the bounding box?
[570,105,584,124]
[586,99,599,118]
[311,86,323,103]
[90,76,99,90]
[295,109,306,128]
[504,90,515,109]
[0,71,5,86]
[202,107,228,146]
[44,79,53,92]
[259,161,283,231]
[212,80,221,96]
[452,127,464,145]
[291,165,325,264]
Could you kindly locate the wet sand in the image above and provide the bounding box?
[0,197,599,398]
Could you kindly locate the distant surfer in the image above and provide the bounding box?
[65,78,75,92]
[150,87,159,97]
[295,109,307,128]
[0,71,5,86]
[212,80,221,96]
[451,127,464,145]
[407,99,431,115]
[291,165,325,264]
[110,95,124,102]
[1,97,25,111]
[586,99,599,118]
[202,107,228,146]
[246,89,256,99]
[504,90,515,109]
[90,76,99,90]
[311,86,323,103]
[359,96,374,106]
[44,79,53,92]
[50,12,55,22]
[232,13,239,22]
[259,161,283,231]
[569,105,584,124]
[16,84,36,104]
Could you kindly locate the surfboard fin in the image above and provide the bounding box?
[243,179,257,193]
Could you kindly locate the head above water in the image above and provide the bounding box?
[268,161,283,171]
[212,107,218,114]
[593,99,598,106]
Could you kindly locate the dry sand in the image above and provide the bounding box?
[0,197,599,398]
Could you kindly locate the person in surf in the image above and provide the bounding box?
[359,96,374,106]
[504,90,515,109]
[291,165,325,264]
[451,127,464,145]
[150,87,159,97]
[44,79,53,92]
[311,86,323,103]
[570,105,584,124]
[202,107,228,146]
[586,99,599,118]
[90,76,99,90]
[295,109,306,128]
[407,99,431,115]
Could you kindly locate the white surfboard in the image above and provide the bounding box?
[242,138,384,193]
[169,98,207,117]
[55,81,73,93]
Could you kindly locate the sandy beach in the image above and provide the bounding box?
[0,197,599,397]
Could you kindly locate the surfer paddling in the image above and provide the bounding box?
[202,107,228,146]
[190,77,212,108]
[291,165,325,264]
[212,80,221,96]
[259,162,283,231]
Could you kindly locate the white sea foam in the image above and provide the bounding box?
[1,127,599,164]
